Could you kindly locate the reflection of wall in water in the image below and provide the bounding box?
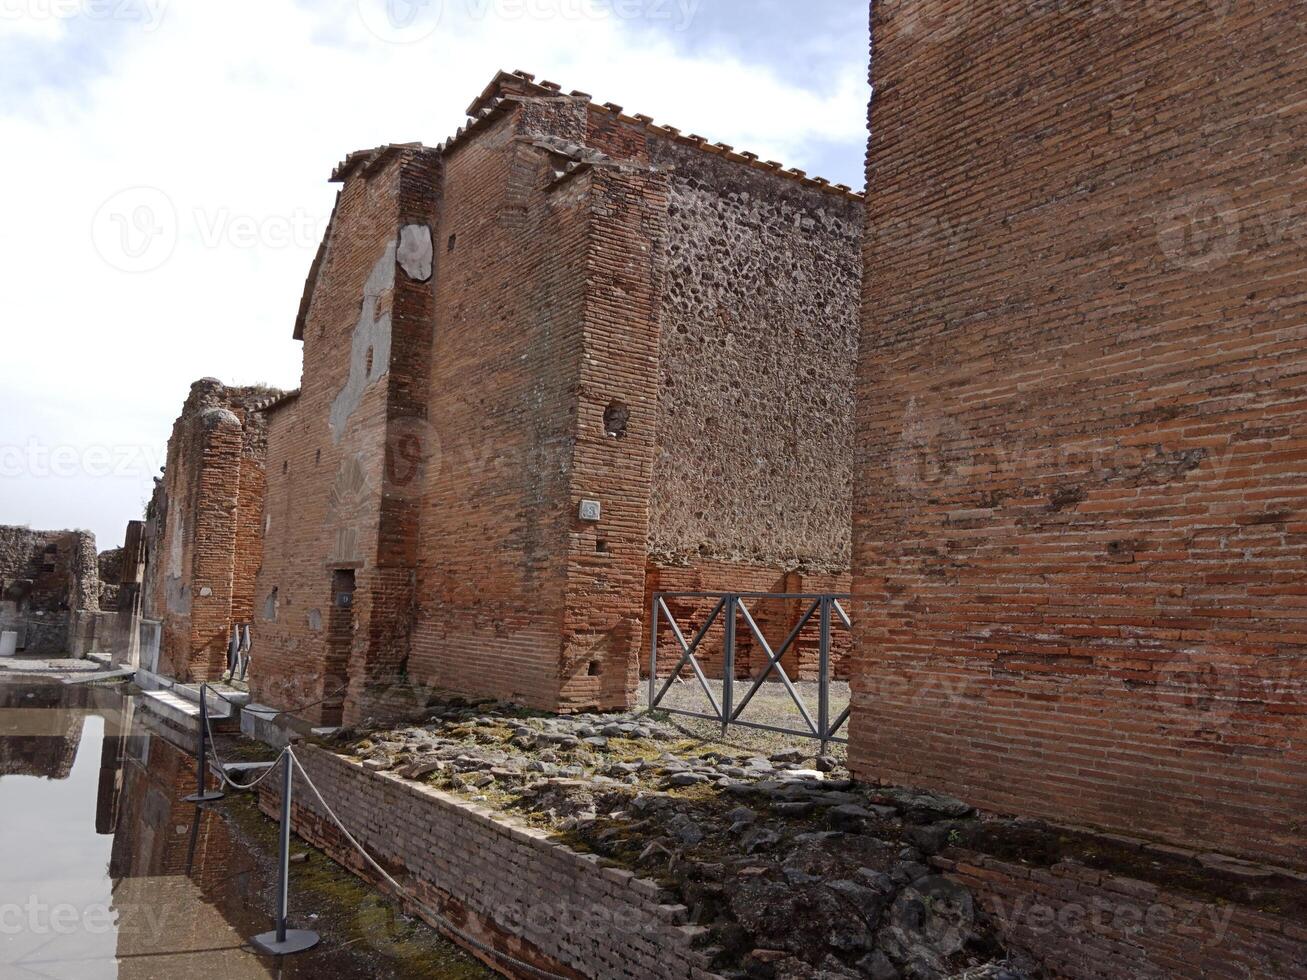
[0,683,87,778]
[106,728,254,976]
[107,729,239,889]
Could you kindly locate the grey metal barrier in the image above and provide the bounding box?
[646,591,852,752]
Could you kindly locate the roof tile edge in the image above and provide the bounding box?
[459,69,864,202]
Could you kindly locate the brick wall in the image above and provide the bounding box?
[252,72,862,719]
[143,380,280,681]
[252,146,439,723]
[408,104,592,712]
[851,1,1307,868]
[261,745,720,979]
[939,849,1307,979]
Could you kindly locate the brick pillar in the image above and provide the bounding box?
[186,407,243,681]
[347,149,442,724]
[558,164,669,711]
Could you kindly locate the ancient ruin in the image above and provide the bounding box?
[0,524,100,656]
[129,70,863,725]
[27,10,1302,975]
[137,379,288,681]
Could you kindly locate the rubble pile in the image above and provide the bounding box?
[325,699,1032,980]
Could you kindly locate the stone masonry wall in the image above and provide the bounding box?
[644,143,862,575]
[260,745,720,980]
[851,0,1307,869]
[0,524,98,654]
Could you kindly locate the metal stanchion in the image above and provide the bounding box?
[250,750,320,955]
[184,682,225,804]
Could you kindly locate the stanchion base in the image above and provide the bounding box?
[184,790,226,803]
[250,928,320,955]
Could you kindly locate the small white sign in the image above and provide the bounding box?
[579,499,601,522]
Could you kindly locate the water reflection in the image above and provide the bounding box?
[0,680,488,980]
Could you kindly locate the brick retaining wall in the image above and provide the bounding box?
[938,849,1307,979]
[260,744,722,979]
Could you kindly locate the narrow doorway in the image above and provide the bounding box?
[323,569,355,726]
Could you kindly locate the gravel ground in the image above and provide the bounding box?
[637,677,851,763]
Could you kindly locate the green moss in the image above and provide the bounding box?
[220,795,491,978]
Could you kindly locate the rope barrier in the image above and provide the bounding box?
[200,699,288,790]
[287,748,570,980]
[196,679,347,791]
[189,682,571,976]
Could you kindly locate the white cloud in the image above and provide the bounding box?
[0,0,866,548]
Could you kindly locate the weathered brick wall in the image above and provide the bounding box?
[939,849,1307,979]
[408,103,597,711]
[851,1,1307,868]
[261,745,720,979]
[253,73,863,719]
[143,380,279,680]
[252,147,439,723]
[557,160,669,711]
[0,525,98,654]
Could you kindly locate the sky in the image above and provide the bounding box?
[0,0,870,551]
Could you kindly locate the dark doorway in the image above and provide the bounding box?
[323,569,355,726]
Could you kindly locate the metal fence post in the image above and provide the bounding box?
[648,593,659,709]
[721,594,737,734]
[184,682,224,804]
[818,596,832,755]
[251,751,320,955]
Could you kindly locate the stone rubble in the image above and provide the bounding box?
[325,697,1034,980]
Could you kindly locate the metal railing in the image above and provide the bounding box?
[647,591,852,750]
[226,623,251,681]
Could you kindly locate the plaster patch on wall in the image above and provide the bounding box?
[166,501,184,579]
[397,224,433,282]
[307,608,322,631]
[166,576,190,615]
[329,241,396,442]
